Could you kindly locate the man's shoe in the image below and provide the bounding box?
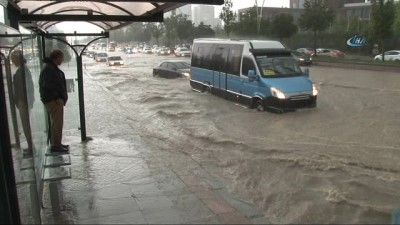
[50,146,69,153]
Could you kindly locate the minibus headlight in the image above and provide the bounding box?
[270,87,286,99]
[182,72,190,77]
[312,84,318,96]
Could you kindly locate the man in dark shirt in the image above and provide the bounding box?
[39,49,69,152]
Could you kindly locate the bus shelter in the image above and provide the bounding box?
[0,0,223,223]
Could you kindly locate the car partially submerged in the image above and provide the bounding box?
[107,56,124,66]
[95,52,108,62]
[153,60,190,78]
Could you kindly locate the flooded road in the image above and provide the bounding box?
[83,53,400,224]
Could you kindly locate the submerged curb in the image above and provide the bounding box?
[313,60,400,73]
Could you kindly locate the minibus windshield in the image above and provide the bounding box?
[256,56,302,77]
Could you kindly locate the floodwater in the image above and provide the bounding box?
[83,53,400,224]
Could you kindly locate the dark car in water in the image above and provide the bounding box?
[291,50,313,66]
[153,60,190,78]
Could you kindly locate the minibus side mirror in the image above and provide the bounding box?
[304,68,310,77]
[248,70,258,82]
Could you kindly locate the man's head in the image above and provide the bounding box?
[49,49,64,66]
[10,49,25,67]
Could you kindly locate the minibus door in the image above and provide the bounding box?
[240,56,259,106]
[212,45,228,98]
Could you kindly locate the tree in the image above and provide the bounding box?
[370,0,396,61]
[193,22,215,39]
[299,0,335,55]
[176,14,194,44]
[130,23,151,44]
[164,10,178,46]
[234,6,270,38]
[271,14,298,41]
[395,2,400,34]
[148,23,165,46]
[219,0,236,37]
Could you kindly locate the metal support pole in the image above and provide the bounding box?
[76,56,87,141]
[0,56,21,225]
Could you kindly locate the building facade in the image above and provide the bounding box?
[290,0,346,9]
[238,7,304,25]
[193,5,221,27]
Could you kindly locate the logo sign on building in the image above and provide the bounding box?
[347,36,367,47]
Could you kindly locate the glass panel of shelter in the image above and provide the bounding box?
[0,24,42,224]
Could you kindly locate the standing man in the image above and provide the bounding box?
[39,49,69,152]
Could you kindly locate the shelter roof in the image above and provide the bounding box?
[9,0,223,31]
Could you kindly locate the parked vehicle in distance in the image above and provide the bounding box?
[107,56,124,66]
[143,46,153,54]
[296,48,315,56]
[190,39,318,113]
[95,52,108,62]
[316,48,345,58]
[124,47,133,54]
[153,60,190,78]
[175,47,191,57]
[158,47,170,55]
[87,51,95,58]
[291,50,313,66]
[374,50,400,61]
[152,47,160,54]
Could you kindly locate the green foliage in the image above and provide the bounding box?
[233,7,270,38]
[370,0,396,60]
[176,14,194,44]
[147,23,165,45]
[270,13,298,41]
[299,0,335,33]
[164,11,179,46]
[299,0,335,54]
[193,22,215,39]
[370,0,395,41]
[395,3,400,34]
[219,0,236,37]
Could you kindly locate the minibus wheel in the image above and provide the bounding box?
[205,85,211,93]
[253,98,265,112]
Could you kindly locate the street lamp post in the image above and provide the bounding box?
[255,0,266,34]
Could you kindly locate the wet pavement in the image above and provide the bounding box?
[37,53,400,224]
[40,63,270,224]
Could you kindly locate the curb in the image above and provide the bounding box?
[313,60,400,73]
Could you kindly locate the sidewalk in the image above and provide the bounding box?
[40,70,270,224]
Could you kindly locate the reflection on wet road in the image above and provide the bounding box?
[82,53,400,224]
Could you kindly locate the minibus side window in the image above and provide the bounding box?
[241,57,256,76]
[193,44,213,70]
[228,46,242,76]
[212,45,227,73]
